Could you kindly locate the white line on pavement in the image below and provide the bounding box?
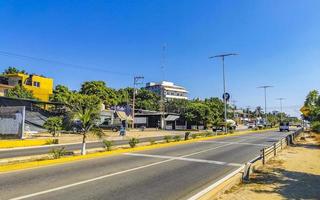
[8,143,236,200]
[187,166,245,200]
[124,153,243,167]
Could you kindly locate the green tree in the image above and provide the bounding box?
[165,99,189,113]
[135,89,160,111]
[3,66,27,74]
[6,85,35,99]
[44,117,63,137]
[80,81,119,108]
[67,93,103,155]
[204,98,224,125]
[183,101,211,128]
[117,87,133,106]
[50,85,74,103]
[303,90,320,122]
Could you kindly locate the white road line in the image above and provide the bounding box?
[124,153,243,167]
[187,166,245,200]
[197,140,269,147]
[8,143,236,200]
[9,159,174,200]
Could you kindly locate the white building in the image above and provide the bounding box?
[145,81,188,100]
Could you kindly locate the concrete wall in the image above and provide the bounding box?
[0,106,25,138]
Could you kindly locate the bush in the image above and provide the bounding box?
[311,121,320,133]
[103,140,113,151]
[191,134,197,139]
[129,138,139,148]
[164,135,172,143]
[45,139,59,145]
[50,147,66,159]
[44,117,63,137]
[173,135,181,142]
[205,132,213,137]
[149,139,156,145]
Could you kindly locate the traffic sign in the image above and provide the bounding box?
[300,106,311,116]
[222,93,230,102]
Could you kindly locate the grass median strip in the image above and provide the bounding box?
[0,128,276,173]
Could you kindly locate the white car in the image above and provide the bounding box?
[279,122,290,132]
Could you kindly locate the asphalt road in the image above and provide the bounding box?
[0,129,293,200]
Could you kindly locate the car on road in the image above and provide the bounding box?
[279,122,290,132]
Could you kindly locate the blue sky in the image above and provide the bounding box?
[0,0,320,116]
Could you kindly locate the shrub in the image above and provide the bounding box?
[103,140,113,151]
[311,121,320,133]
[149,139,156,145]
[173,135,181,142]
[50,147,66,159]
[164,135,172,143]
[45,139,59,145]
[191,134,197,139]
[44,117,63,137]
[205,132,213,137]
[129,138,139,148]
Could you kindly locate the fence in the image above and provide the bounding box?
[243,128,304,180]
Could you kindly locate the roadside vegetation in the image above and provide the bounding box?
[302,90,320,133]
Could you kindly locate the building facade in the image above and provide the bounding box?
[0,73,53,101]
[145,81,188,100]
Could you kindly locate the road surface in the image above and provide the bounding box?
[0,129,292,200]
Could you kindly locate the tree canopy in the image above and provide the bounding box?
[6,85,35,100]
[3,66,27,75]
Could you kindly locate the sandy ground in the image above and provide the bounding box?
[217,132,320,200]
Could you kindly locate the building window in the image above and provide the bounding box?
[33,81,40,87]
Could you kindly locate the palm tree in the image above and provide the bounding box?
[67,93,103,155]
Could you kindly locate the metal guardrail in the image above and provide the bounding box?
[243,128,304,181]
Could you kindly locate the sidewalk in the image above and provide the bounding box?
[217,132,320,200]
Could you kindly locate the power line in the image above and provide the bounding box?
[0,50,133,77]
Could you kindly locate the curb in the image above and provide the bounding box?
[0,128,276,173]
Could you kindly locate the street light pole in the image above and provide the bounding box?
[276,98,285,122]
[257,85,273,121]
[209,53,238,133]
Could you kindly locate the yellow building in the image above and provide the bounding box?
[0,73,53,101]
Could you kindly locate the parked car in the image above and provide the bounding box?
[212,119,237,132]
[279,122,290,132]
[99,120,122,132]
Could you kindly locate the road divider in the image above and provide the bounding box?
[0,128,277,173]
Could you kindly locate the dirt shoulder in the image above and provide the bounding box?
[217,133,320,200]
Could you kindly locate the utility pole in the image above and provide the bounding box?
[209,53,238,133]
[257,85,273,121]
[276,98,285,122]
[132,76,144,128]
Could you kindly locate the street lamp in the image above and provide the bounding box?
[276,98,285,122]
[257,85,273,120]
[209,53,238,133]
